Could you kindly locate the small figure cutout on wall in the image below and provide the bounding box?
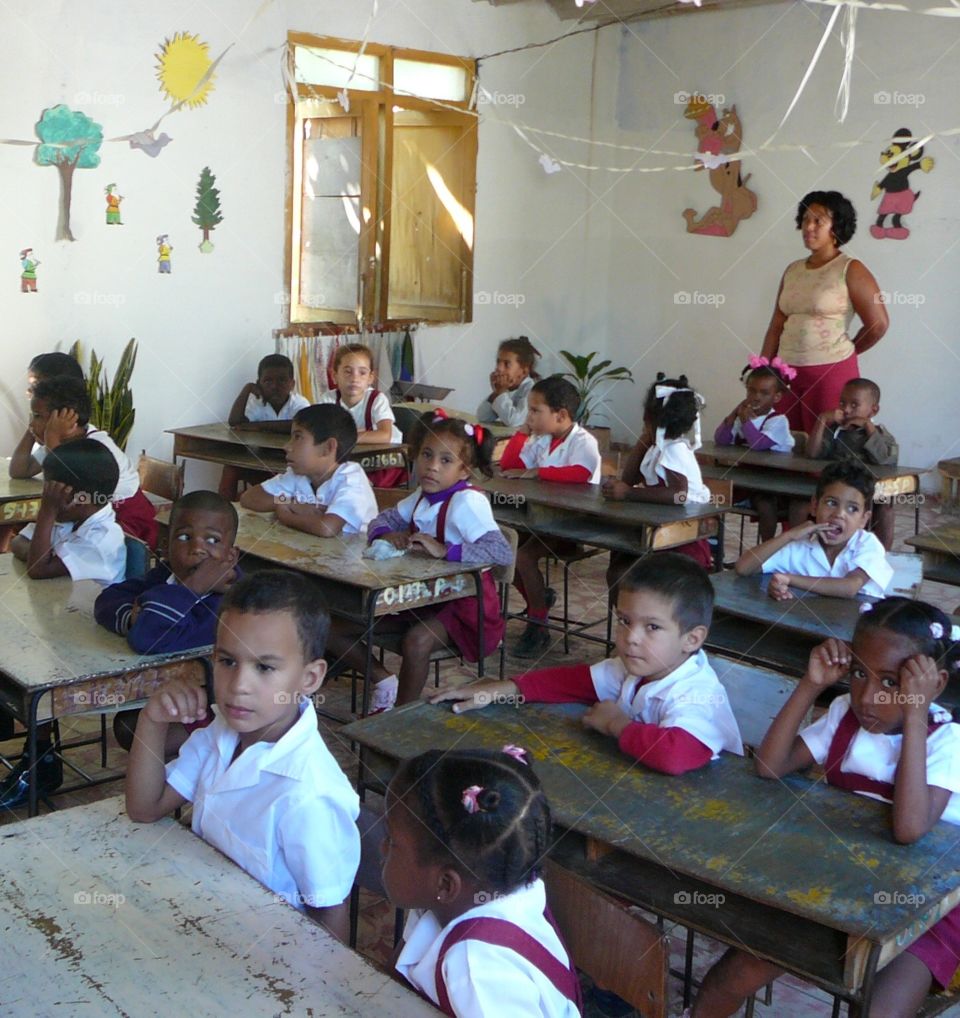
[681,94,757,237]
[870,128,935,240]
[156,235,172,274]
[19,248,39,292]
[193,166,222,253]
[105,183,124,225]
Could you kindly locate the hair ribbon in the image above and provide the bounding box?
[461,785,483,814]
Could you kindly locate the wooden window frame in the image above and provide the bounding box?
[285,33,477,329]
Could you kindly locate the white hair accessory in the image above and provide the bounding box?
[463,423,475,437]
[930,622,944,640]
[953,625,960,641]
[858,601,874,614]
[653,385,704,452]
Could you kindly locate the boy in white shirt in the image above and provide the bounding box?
[12,438,125,584]
[735,459,892,600]
[434,552,743,772]
[126,569,361,940]
[498,375,602,657]
[240,404,377,537]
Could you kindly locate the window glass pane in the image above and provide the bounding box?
[295,46,379,91]
[394,59,467,101]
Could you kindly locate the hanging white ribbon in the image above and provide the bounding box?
[833,2,858,122]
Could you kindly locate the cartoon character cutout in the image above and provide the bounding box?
[104,183,124,225]
[870,128,934,240]
[681,94,757,237]
[19,248,39,292]
[156,234,172,274]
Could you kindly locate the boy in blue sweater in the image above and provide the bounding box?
[95,490,240,753]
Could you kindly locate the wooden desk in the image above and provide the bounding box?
[482,477,728,559]
[159,507,489,714]
[0,796,435,1016]
[906,520,960,589]
[343,701,960,1014]
[700,463,815,499]
[697,441,925,502]
[168,423,409,477]
[0,556,209,815]
[0,458,43,524]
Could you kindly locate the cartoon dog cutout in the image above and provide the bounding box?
[870,128,934,240]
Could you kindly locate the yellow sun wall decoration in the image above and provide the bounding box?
[156,32,216,109]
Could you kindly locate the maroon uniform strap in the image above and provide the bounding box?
[335,388,380,431]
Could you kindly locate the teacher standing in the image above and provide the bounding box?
[760,190,889,432]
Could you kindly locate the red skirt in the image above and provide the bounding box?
[777,351,861,432]
[907,904,960,989]
[670,538,714,571]
[115,489,158,550]
[367,466,408,488]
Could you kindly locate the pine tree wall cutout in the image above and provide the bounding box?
[192,165,222,253]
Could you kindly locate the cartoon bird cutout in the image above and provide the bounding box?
[870,128,934,240]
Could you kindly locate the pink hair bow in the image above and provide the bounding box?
[747,353,797,383]
[502,744,528,764]
[462,785,483,814]
[432,408,449,424]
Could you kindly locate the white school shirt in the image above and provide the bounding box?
[590,650,744,758]
[243,391,310,423]
[34,425,139,500]
[800,694,960,824]
[519,424,602,484]
[397,878,579,1018]
[393,486,499,544]
[261,460,377,535]
[477,376,535,429]
[639,437,711,503]
[730,411,795,453]
[760,528,893,599]
[20,503,126,584]
[318,387,402,443]
[165,698,360,910]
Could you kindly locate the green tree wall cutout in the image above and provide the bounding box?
[192,165,222,253]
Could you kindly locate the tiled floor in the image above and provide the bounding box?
[3,500,960,1016]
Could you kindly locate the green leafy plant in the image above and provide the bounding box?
[68,338,138,451]
[559,350,634,425]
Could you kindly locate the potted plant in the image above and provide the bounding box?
[68,337,138,450]
[559,350,634,451]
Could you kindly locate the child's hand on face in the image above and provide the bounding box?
[489,370,509,396]
[44,408,79,447]
[805,638,850,688]
[40,479,75,514]
[820,408,843,427]
[144,678,208,726]
[181,548,240,596]
[899,654,943,718]
[408,532,446,558]
[767,572,794,601]
[582,700,631,739]
[736,399,753,423]
[602,478,632,501]
[788,519,831,542]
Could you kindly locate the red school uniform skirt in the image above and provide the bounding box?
[114,488,159,550]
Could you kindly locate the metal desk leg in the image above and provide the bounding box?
[851,942,882,1018]
[27,693,40,818]
[361,591,378,718]
[475,570,485,679]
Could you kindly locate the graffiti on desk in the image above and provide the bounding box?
[2,498,41,522]
[376,574,469,610]
[358,451,406,471]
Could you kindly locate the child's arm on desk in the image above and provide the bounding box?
[239,484,279,512]
[431,663,599,712]
[755,639,847,778]
[582,702,712,775]
[9,426,41,478]
[602,466,685,505]
[227,381,259,427]
[274,501,348,538]
[734,519,827,576]
[354,416,395,445]
[126,679,197,821]
[12,481,72,578]
[769,568,870,600]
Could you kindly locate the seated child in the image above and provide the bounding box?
[714,356,795,541]
[318,343,404,487]
[125,569,360,940]
[240,403,377,537]
[25,350,84,393]
[804,377,898,550]
[433,553,743,773]
[326,413,512,710]
[10,375,157,547]
[499,375,601,658]
[476,335,541,428]
[604,373,714,587]
[220,353,310,499]
[690,598,960,1018]
[735,459,893,601]
[1,440,125,809]
[383,746,581,1016]
[95,490,240,756]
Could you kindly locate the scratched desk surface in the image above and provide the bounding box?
[0,555,206,698]
[0,797,436,1017]
[0,459,43,502]
[344,701,960,944]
